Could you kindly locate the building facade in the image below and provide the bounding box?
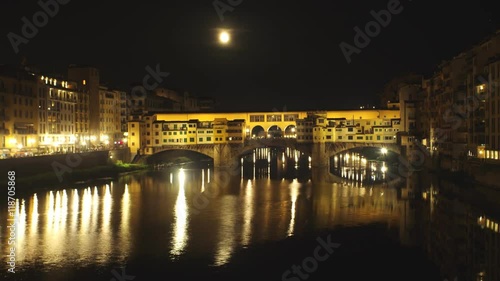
[0,67,38,154]
[68,65,101,146]
[295,111,401,144]
[38,75,78,152]
[420,29,500,167]
[128,109,404,156]
[99,86,123,144]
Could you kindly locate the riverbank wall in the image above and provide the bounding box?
[0,150,110,178]
[432,154,500,190]
[463,158,500,189]
[0,149,147,193]
[0,148,132,177]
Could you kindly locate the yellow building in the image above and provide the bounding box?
[38,75,78,152]
[213,118,228,144]
[227,119,245,143]
[196,121,214,144]
[68,65,101,144]
[127,115,145,156]
[0,68,39,154]
[130,109,402,156]
[75,87,90,148]
[296,111,401,144]
[99,86,122,144]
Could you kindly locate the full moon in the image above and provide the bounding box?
[219,31,230,44]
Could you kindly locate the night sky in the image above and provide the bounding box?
[0,0,499,111]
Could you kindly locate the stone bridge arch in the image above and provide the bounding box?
[136,141,402,168]
[142,145,215,164]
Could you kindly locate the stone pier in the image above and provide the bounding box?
[311,142,329,168]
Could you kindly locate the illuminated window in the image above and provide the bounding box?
[477,84,486,94]
[83,80,86,85]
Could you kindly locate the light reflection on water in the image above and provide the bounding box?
[241,179,253,246]
[287,180,300,237]
[170,168,189,258]
[1,184,135,270]
[332,151,389,184]
[0,162,400,273]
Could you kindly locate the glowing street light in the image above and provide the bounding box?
[380,148,388,155]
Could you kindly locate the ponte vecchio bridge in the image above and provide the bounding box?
[127,109,406,167]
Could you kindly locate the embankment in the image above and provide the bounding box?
[0,150,147,193]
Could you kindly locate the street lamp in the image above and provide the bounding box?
[380,147,388,155]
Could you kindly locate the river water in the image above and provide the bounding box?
[1,147,499,281]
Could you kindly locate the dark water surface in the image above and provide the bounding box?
[1,148,498,280]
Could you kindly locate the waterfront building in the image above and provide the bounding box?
[120,90,128,133]
[0,65,85,154]
[74,81,90,149]
[127,115,146,155]
[295,111,401,144]
[68,65,128,147]
[68,65,101,146]
[128,109,403,157]
[421,29,500,167]
[0,66,39,154]
[99,86,124,144]
[37,74,78,152]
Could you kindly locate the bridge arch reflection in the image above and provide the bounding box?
[241,147,311,181]
[330,147,397,185]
